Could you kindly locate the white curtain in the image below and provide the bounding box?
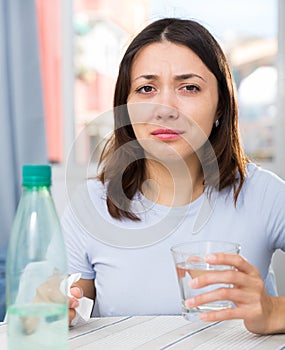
[0,0,47,320]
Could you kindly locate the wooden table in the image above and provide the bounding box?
[1,316,285,349]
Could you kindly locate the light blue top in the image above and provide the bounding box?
[62,163,285,316]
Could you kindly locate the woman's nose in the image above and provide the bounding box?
[153,92,179,121]
[154,104,179,121]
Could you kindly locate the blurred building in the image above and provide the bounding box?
[73,0,149,163]
[226,37,277,161]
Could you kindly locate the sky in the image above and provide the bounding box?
[149,0,277,43]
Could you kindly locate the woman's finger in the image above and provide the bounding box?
[205,253,260,276]
[187,287,256,309]
[69,308,76,325]
[68,296,79,309]
[190,269,260,289]
[70,286,83,299]
[198,305,247,323]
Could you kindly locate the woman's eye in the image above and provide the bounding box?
[136,85,155,94]
[182,85,200,92]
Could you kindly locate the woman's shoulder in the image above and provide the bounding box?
[243,162,285,199]
[87,177,107,197]
[246,163,285,187]
[62,178,107,222]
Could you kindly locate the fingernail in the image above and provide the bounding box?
[71,300,79,309]
[190,278,198,287]
[206,254,217,262]
[187,298,195,306]
[71,286,83,298]
[75,287,83,297]
[199,313,208,321]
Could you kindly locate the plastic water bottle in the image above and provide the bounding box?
[6,165,68,350]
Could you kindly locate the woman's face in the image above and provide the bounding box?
[127,41,219,163]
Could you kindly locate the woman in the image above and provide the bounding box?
[64,18,285,334]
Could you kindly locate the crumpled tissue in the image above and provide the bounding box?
[66,273,94,327]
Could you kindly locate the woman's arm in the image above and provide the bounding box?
[74,278,96,300]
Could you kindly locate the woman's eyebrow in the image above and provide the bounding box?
[174,73,206,82]
[133,73,206,82]
[133,74,158,81]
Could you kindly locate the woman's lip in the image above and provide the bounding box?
[151,128,184,135]
[150,129,184,140]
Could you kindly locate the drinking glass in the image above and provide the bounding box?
[171,240,241,320]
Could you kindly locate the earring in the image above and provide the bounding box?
[215,119,219,127]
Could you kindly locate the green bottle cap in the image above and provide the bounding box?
[22,164,52,186]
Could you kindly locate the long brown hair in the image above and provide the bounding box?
[98,18,248,220]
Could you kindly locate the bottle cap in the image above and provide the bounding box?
[22,164,51,186]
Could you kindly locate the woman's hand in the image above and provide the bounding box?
[186,253,285,334]
[68,285,83,326]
